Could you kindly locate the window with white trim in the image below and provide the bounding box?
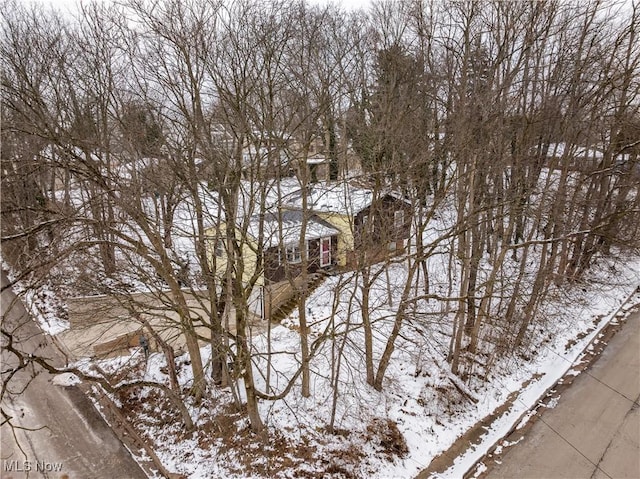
[285,244,302,264]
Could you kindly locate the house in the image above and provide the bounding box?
[284,182,412,267]
[537,142,633,173]
[206,179,412,320]
[300,154,332,183]
[261,210,339,282]
[208,212,339,321]
[206,184,339,320]
[210,208,339,284]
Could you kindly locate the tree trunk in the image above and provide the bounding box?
[361,268,375,386]
[236,307,265,435]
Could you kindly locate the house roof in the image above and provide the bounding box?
[178,178,303,232]
[251,210,339,248]
[285,182,376,215]
[306,154,328,165]
[199,179,408,245]
[194,179,339,247]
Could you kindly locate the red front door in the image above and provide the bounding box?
[320,237,331,267]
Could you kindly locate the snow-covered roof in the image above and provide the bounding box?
[306,154,328,165]
[174,178,303,233]
[286,182,376,215]
[188,179,408,246]
[190,179,338,246]
[250,210,339,248]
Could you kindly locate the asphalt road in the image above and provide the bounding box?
[0,270,147,479]
[485,309,640,479]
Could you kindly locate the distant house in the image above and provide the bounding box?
[538,142,633,173]
[302,154,332,183]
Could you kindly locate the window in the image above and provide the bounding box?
[285,244,301,264]
[215,239,224,257]
[394,210,405,230]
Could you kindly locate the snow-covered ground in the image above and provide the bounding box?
[6,171,640,478]
[65,250,640,479]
